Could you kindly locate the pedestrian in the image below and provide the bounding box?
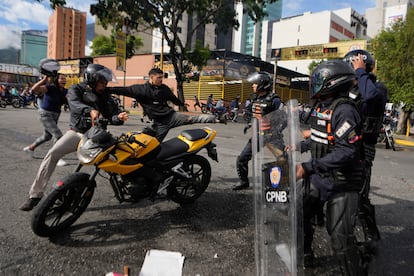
[23,59,68,167]
[230,96,240,122]
[19,64,129,211]
[193,95,201,111]
[106,67,226,142]
[207,93,214,112]
[296,60,367,274]
[344,49,387,250]
[234,71,282,190]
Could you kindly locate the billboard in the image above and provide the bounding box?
[279,40,368,61]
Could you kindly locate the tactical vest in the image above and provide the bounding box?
[309,98,365,191]
[349,85,384,136]
[251,93,281,119]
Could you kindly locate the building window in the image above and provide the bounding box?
[298,25,300,32]
[297,39,299,46]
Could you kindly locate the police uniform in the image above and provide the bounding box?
[301,98,366,274]
[350,70,387,243]
[234,92,281,190]
[300,60,367,274]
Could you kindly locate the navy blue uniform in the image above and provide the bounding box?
[235,92,281,189]
[352,69,387,244]
[300,98,366,275]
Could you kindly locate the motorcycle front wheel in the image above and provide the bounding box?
[31,172,95,237]
[12,99,22,108]
[385,131,396,151]
[168,155,211,205]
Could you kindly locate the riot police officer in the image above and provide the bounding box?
[296,60,367,274]
[234,71,282,190]
[343,50,387,248]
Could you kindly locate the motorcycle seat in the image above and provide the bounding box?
[180,129,208,141]
[156,138,189,160]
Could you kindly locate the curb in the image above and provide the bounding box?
[395,138,414,147]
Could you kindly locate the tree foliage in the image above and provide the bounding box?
[373,7,414,108]
[90,0,280,104]
[308,60,324,75]
[90,34,143,59]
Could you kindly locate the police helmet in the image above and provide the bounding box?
[310,60,355,99]
[39,58,60,77]
[84,64,115,88]
[343,49,375,72]
[247,71,273,92]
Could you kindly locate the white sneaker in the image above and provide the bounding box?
[57,159,68,167]
[23,146,34,157]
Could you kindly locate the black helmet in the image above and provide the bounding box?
[310,60,355,99]
[343,49,375,72]
[247,71,273,92]
[84,64,115,88]
[39,58,60,77]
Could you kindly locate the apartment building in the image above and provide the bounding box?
[48,6,87,59]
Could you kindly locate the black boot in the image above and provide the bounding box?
[234,156,249,190]
[233,179,249,190]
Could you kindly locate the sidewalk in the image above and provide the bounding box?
[394,134,414,147]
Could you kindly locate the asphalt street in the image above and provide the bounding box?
[0,107,413,275]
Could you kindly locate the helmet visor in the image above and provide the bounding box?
[310,71,325,96]
[98,67,117,83]
[247,72,260,84]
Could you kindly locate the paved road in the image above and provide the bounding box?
[0,107,413,275]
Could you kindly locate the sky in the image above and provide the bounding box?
[0,0,377,50]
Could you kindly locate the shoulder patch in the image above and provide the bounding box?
[335,121,351,138]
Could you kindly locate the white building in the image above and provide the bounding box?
[263,8,369,75]
[365,0,414,38]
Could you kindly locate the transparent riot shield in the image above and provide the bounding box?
[253,99,304,276]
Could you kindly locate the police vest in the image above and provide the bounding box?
[349,83,385,138]
[309,98,365,190]
[251,93,281,119]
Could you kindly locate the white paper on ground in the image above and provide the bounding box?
[139,249,185,276]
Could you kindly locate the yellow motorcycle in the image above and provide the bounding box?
[31,119,218,237]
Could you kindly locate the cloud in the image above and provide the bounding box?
[1,0,51,27]
[0,25,21,49]
[0,0,95,50]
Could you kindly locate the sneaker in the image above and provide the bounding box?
[57,159,68,167]
[23,146,34,157]
[19,197,41,211]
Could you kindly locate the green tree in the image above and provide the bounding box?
[90,34,143,59]
[373,7,414,133]
[90,35,114,56]
[90,0,279,107]
[308,60,324,75]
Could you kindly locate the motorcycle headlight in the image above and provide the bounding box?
[77,139,103,164]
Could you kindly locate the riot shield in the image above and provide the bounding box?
[252,99,304,276]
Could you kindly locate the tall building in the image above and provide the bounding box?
[20,30,48,67]
[365,0,414,38]
[48,6,87,59]
[233,1,282,57]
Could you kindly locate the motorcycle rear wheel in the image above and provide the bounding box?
[168,155,211,205]
[31,172,95,237]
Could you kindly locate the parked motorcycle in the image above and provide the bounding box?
[31,119,218,237]
[0,97,7,108]
[378,117,396,151]
[3,95,24,108]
